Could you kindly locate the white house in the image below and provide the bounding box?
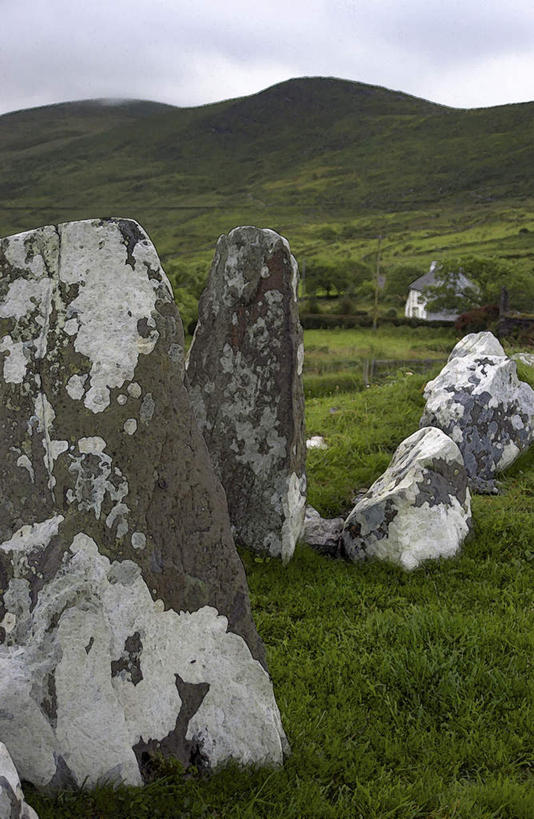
[405,261,476,322]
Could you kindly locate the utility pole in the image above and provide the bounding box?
[372,235,382,330]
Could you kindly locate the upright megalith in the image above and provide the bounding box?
[187,227,306,562]
[0,219,287,791]
[420,331,534,492]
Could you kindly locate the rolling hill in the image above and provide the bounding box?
[1,76,533,318]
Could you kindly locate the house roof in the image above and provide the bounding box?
[408,261,439,292]
[408,262,476,293]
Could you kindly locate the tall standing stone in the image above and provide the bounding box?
[0,219,287,791]
[187,227,306,562]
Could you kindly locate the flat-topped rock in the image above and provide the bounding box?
[421,331,534,492]
[340,427,472,570]
[0,219,287,791]
[187,226,306,562]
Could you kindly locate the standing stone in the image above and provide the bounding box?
[0,219,287,791]
[420,331,534,493]
[340,427,472,570]
[0,743,38,819]
[187,227,306,563]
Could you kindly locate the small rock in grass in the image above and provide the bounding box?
[340,427,472,570]
[302,506,344,556]
[306,435,327,450]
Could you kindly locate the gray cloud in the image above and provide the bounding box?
[1,0,534,114]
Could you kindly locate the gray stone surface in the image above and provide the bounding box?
[187,226,306,562]
[301,506,344,556]
[420,331,534,493]
[340,427,472,570]
[0,742,38,819]
[0,219,287,791]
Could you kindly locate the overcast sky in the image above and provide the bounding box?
[1,0,534,115]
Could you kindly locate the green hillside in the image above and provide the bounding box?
[1,76,534,318]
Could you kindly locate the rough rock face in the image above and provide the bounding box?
[420,331,534,493]
[340,427,472,570]
[301,506,344,556]
[186,226,306,562]
[0,219,287,791]
[0,743,38,819]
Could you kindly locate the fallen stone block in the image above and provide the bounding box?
[0,218,287,791]
[340,427,472,570]
[187,226,306,562]
[420,331,534,493]
[301,506,344,556]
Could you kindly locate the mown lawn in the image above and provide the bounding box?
[28,329,534,818]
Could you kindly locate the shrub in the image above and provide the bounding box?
[455,303,499,334]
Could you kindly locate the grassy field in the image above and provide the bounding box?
[27,328,534,818]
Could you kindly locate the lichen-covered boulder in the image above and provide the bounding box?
[0,218,287,791]
[0,743,38,819]
[186,226,306,562]
[301,506,344,557]
[340,427,472,570]
[420,331,534,493]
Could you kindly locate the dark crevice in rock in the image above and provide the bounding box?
[133,674,210,779]
[115,219,146,269]
[41,672,57,727]
[111,631,143,685]
[48,755,77,791]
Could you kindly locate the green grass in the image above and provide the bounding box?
[27,328,534,818]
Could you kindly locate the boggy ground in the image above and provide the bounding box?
[28,328,534,818]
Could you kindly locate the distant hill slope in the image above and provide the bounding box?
[1,76,533,310]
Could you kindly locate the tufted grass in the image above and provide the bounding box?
[27,332,534,818]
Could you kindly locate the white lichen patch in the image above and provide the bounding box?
[29,393,68,489]
[140,393,155,424]
[57,220,172,414]
[16,454,35,483]
[123,419,137,436]
[63,318,79,336]
[131,532,146,550]
[117,394,127,405]
[297,342,304,377]
[127,382,141,399]
[78,436,107,454]
[66,373,87,400]
[279,472,307,563]
[0,532,286,788]
[0,335,28,383]
[0,515,64,555]
[67,450,129,525]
